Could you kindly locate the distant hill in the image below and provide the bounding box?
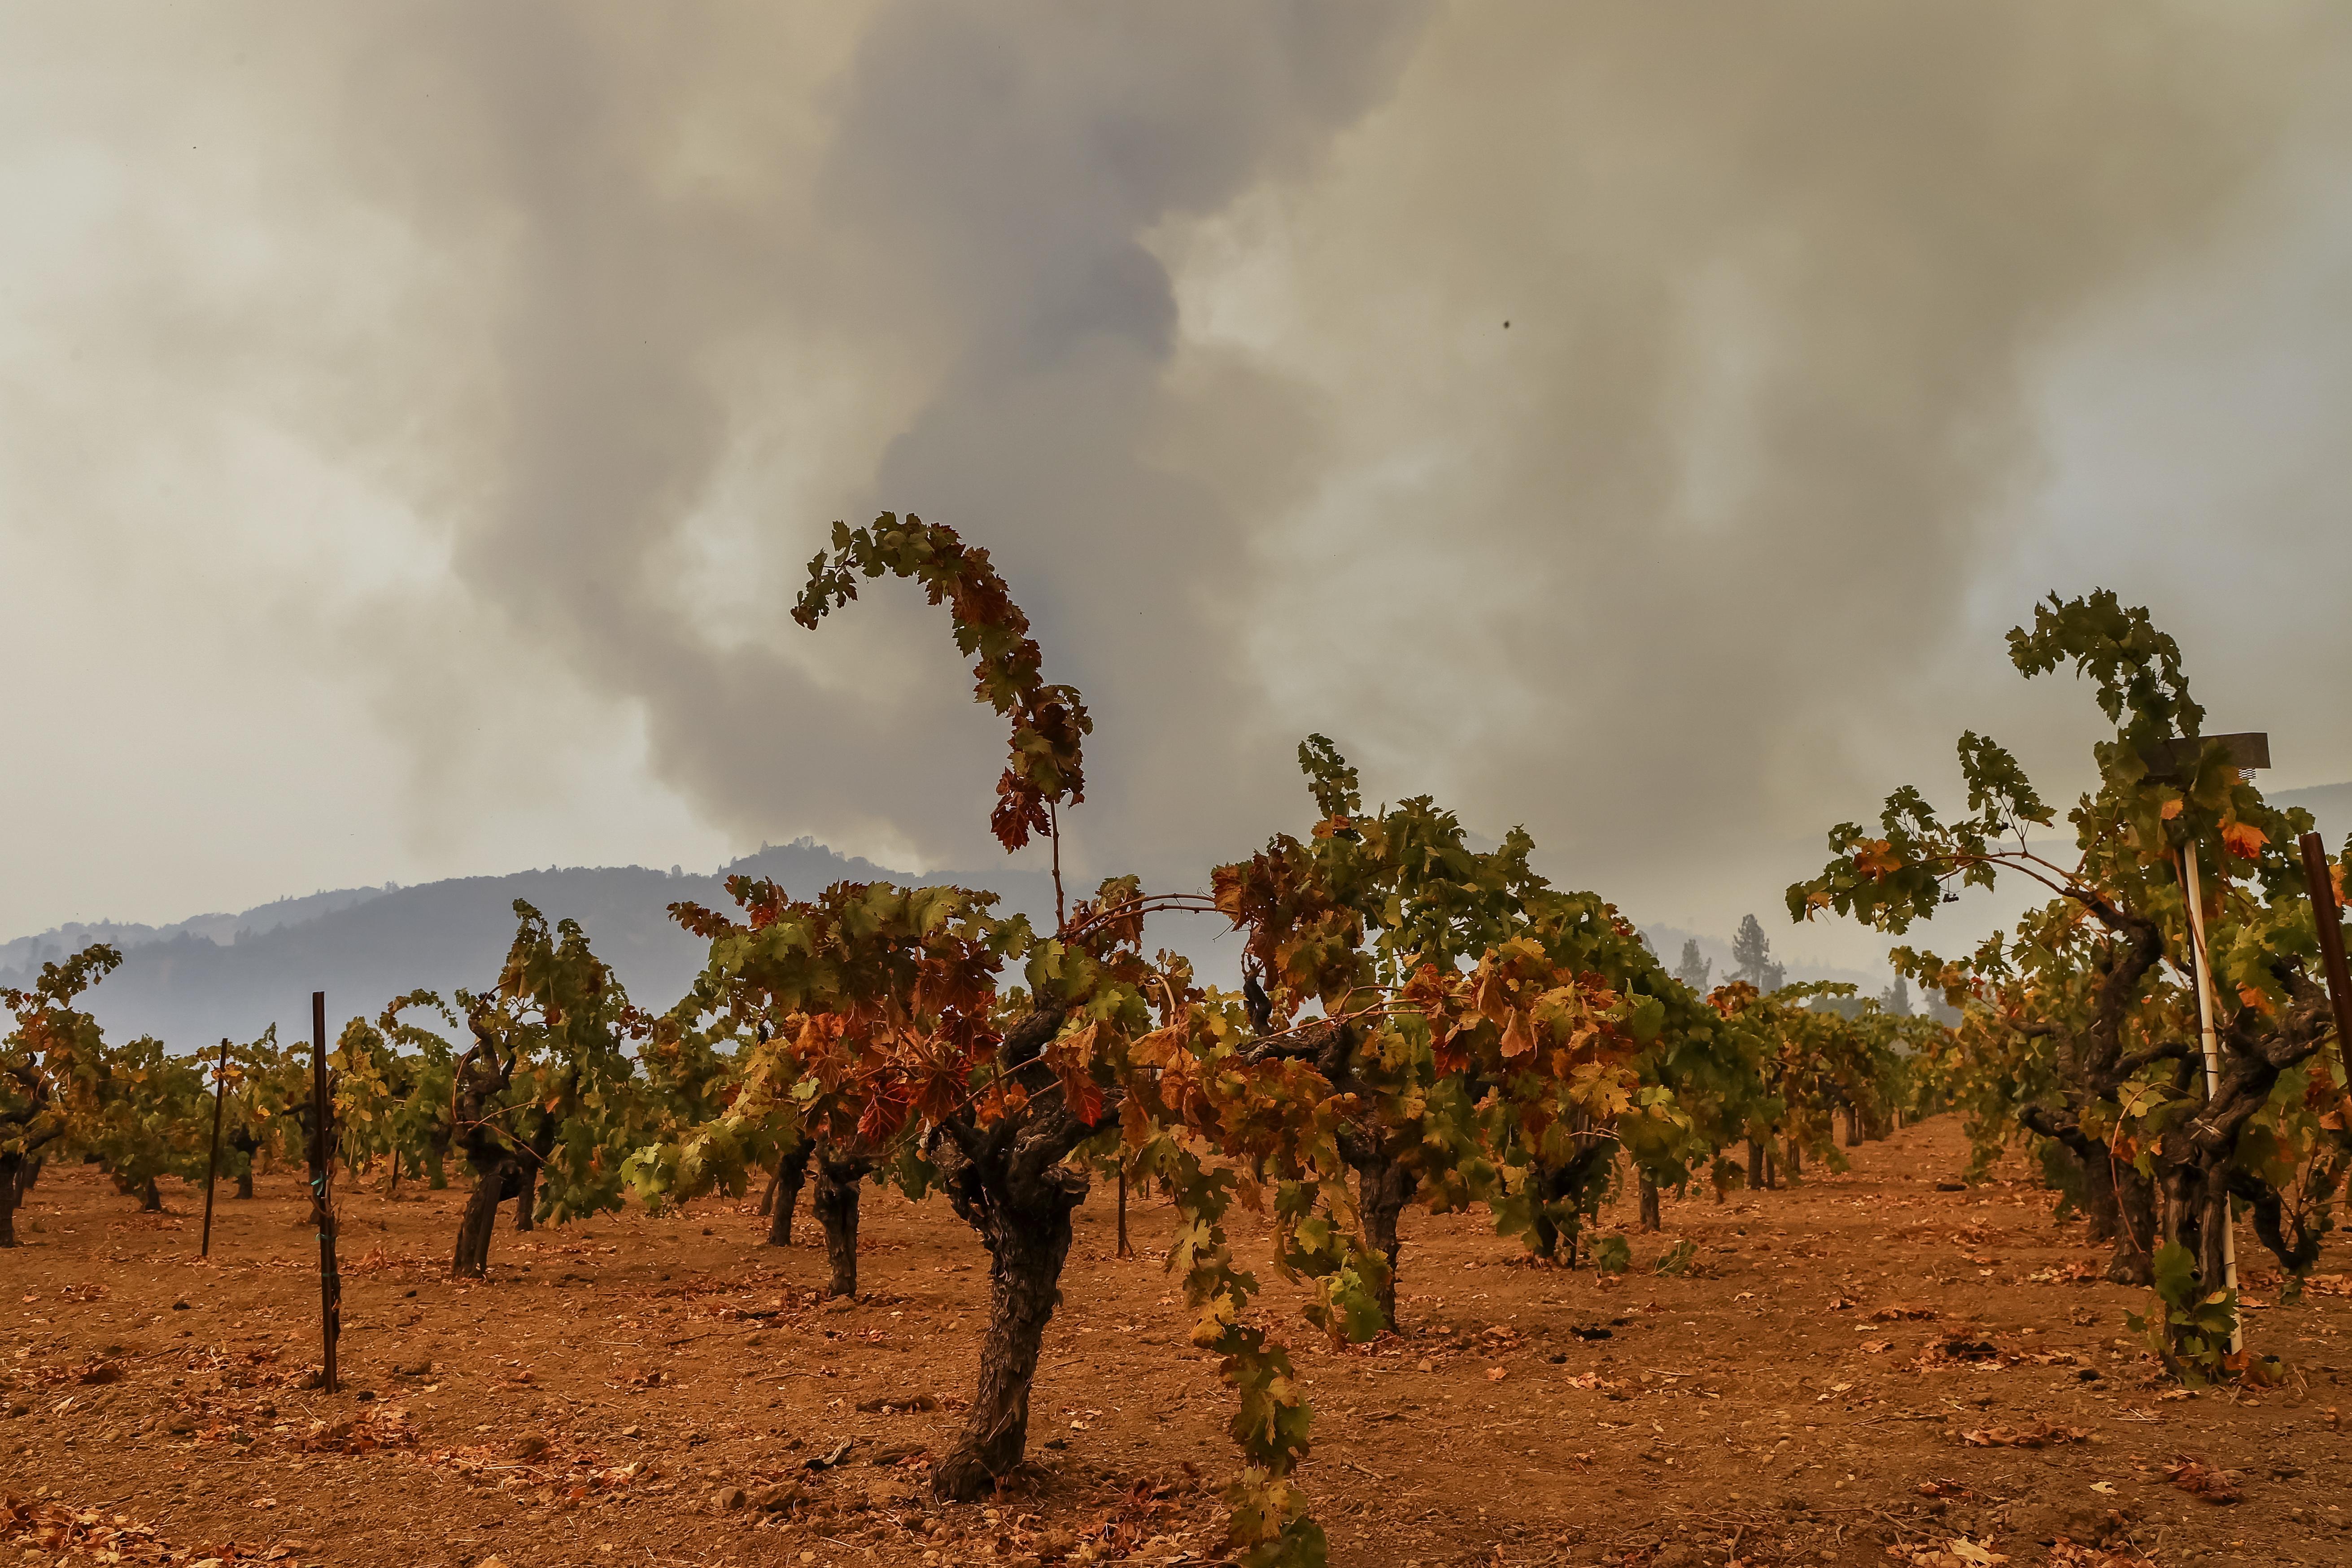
[0,884,395,974]
[8,839,1960,1053]
[2273,781,2352,847]
[0,840,1085,1052]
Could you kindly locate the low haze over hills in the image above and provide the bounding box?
[17,775,2338,1055]
[2,836,1927,1054]
[0,840,1074,1050]
[2275,781,2352,848]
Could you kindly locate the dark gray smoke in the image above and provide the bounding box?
[322,0,1432,889]
[2,2,2347,965]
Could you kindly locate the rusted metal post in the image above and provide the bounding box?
[2300,832,2352,1066]
[310,991,340,1393]
[200,1037,231,1258]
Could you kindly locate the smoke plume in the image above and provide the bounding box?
[2,1,2347,961]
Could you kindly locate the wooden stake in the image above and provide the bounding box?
[200,1037,231,1259]
[2179,848,2241,1352]
[310,991,341,1393]
[2298,832,2352,1074]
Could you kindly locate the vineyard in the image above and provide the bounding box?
[6,518,2350,1568]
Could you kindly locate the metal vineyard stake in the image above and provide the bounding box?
[200,1036,230,1259]
[310,990,341,1393]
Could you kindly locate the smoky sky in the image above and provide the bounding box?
[3,1,2349,972]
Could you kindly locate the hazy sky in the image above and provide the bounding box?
[4,1,2348,972]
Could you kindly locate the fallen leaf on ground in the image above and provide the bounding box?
[2046,1543,2152,1568]
[805,1438,855,1471]
[855,1393,941,1413]
[1885,1537,2006,1567]
[2160,1456,2242,1503]
[1918,1332,2009,1368]
[1959,1420,2090,1449]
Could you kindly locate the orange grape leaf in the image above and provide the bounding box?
[1852,839,1902,881]
[1499,1009,1535,1060]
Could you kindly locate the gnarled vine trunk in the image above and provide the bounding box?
[1355,1145,1414,1328]
[511,1105,560,1233]
[507,1160,536,1232]
[231,1130,258,1198]
[934,1169,1080,1500]
[450,1026,520,1280]
[453,1138,514,1278]
[1637,1174,1662,1232]
[2071,1145,2120,1244]
[767,1141,812,1247]
[1528,1137,1616,1265]
[2022,1108,2158,1286]
[0,1152,36,1247]
[812,1146,874,1297]
[928,1005,1110,1502]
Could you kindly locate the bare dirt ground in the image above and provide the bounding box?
[4,1118,2349,1568]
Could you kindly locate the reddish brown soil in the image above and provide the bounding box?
[4,1118,2348,1568]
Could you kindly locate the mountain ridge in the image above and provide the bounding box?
[4,836,1915,1053]
[0,839,1073,1051]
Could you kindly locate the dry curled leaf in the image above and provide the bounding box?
[1,1490,288,1565]
[2160,1455,2242,1503]
[1872,1302,1941,1323]
[2047,1543,2153,1568]
[1918,1332,2010,1369]
[1885,1537,2006,1567]
[1959,1420,2090,1449]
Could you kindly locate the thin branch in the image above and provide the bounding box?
[2113,1040,2196,1075]
[1056,892,1223,948]
[1049,799,1065,936]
